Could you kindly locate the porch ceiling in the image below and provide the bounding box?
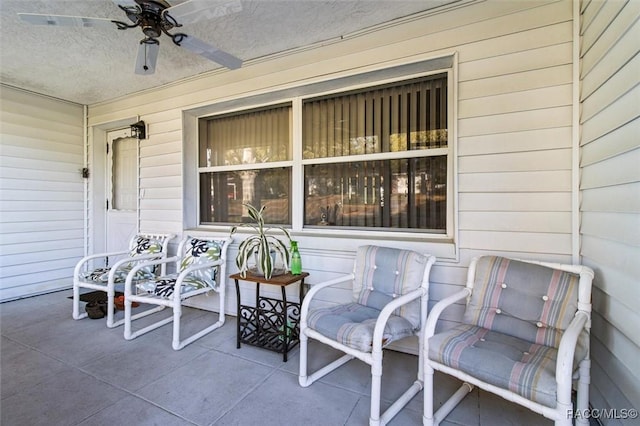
[0,0,461,105]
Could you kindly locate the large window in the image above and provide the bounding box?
[197,70,451,236]
[303,74,448,232]
[199,104,292,224]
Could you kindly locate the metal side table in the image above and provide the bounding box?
[230,271,309,362]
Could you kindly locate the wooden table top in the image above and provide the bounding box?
[229,271,309,286]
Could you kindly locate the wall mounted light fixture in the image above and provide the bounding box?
[131,120,146,139]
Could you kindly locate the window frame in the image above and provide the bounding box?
[185,54,458,258]
[298,71,451,235]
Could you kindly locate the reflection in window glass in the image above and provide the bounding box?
[305,158,446,231]
[200,168,291,224]
[303,74,447,159]
[199,103,292,225]
[302,73,448,231]
[111,137,137,211]
[199,104,291,168]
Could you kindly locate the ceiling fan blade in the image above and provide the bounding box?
[165,0,242,25]
[135,42,160,75]
[110,0,139,7]
[179,34,242,70]
[18,13,115,29]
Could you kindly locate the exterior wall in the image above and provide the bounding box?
[0,86,85,301]
[88,0,578,346]
[579,0,640,422]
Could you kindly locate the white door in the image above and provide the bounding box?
[106,129,139,252]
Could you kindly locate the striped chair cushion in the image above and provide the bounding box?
[352,245,428,329]
[307,303,415,352]
[428,324,589,407]
[463,256,579,348]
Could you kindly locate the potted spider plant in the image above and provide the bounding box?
[230,203,291,279]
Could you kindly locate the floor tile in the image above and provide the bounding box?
[0,336,70,399]
[215,369,360,426]
[136,350,274,425]
[1,368,128,426]
[80,334,210,392]
[76,394,195,426]
[478,389,552,426]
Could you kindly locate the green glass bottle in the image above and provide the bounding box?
[290,240,302,275]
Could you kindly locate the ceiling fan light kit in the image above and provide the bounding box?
[17,0,243,75]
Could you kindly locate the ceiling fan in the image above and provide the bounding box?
[17,0,243,75]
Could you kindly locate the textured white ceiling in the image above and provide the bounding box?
[0,0,459,105]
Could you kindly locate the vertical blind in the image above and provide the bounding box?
[200,104,291,167]
[302,73,448,159]
[199,104,292,224]
[302,73,448,231]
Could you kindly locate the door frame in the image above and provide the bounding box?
[88,117,139,255]
[106,129,140,252]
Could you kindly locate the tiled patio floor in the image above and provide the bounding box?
[1,290,555,425]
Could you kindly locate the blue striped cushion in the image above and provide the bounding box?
[352,246,428,329]
[307,303,415,352]
[464,256,579,348]
[428,324,588,407]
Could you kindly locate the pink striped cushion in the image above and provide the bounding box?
[463,256,579,348]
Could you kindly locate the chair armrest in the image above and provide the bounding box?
[106,252,167,282]
[372,287,427,352]
[556,311,589,394]
[74,250,130,276]
[172,259,225,299]
[300,273,355,322]
[423,288,471,340]
[124,256,179,295]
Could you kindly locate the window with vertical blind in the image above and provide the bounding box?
[303,73,449,232]
[199,103,292,224]
[197,70,452,236]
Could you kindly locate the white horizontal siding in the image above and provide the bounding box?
[580,0,640,420]
[0,85,84,301]
[89,1,572,320]
[85,0,592,360]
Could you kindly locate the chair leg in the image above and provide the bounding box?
[72,281,87,320]
[423,364,435,426]
[171,291,227,351]
[432,382,474,425]
[172,302,182,349]
[298,330,355,387]
[369,349,383,426]
[298,328,309,386]
[105,286,117,328]
[574,358,591,426]
[123,298,169,340]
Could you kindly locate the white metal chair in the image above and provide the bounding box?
[72,233,175,328]
[123,235,232,350]
[299,245,436,426]
[423,255,594,426]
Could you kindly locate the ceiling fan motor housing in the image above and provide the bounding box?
[130,0,174,39]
